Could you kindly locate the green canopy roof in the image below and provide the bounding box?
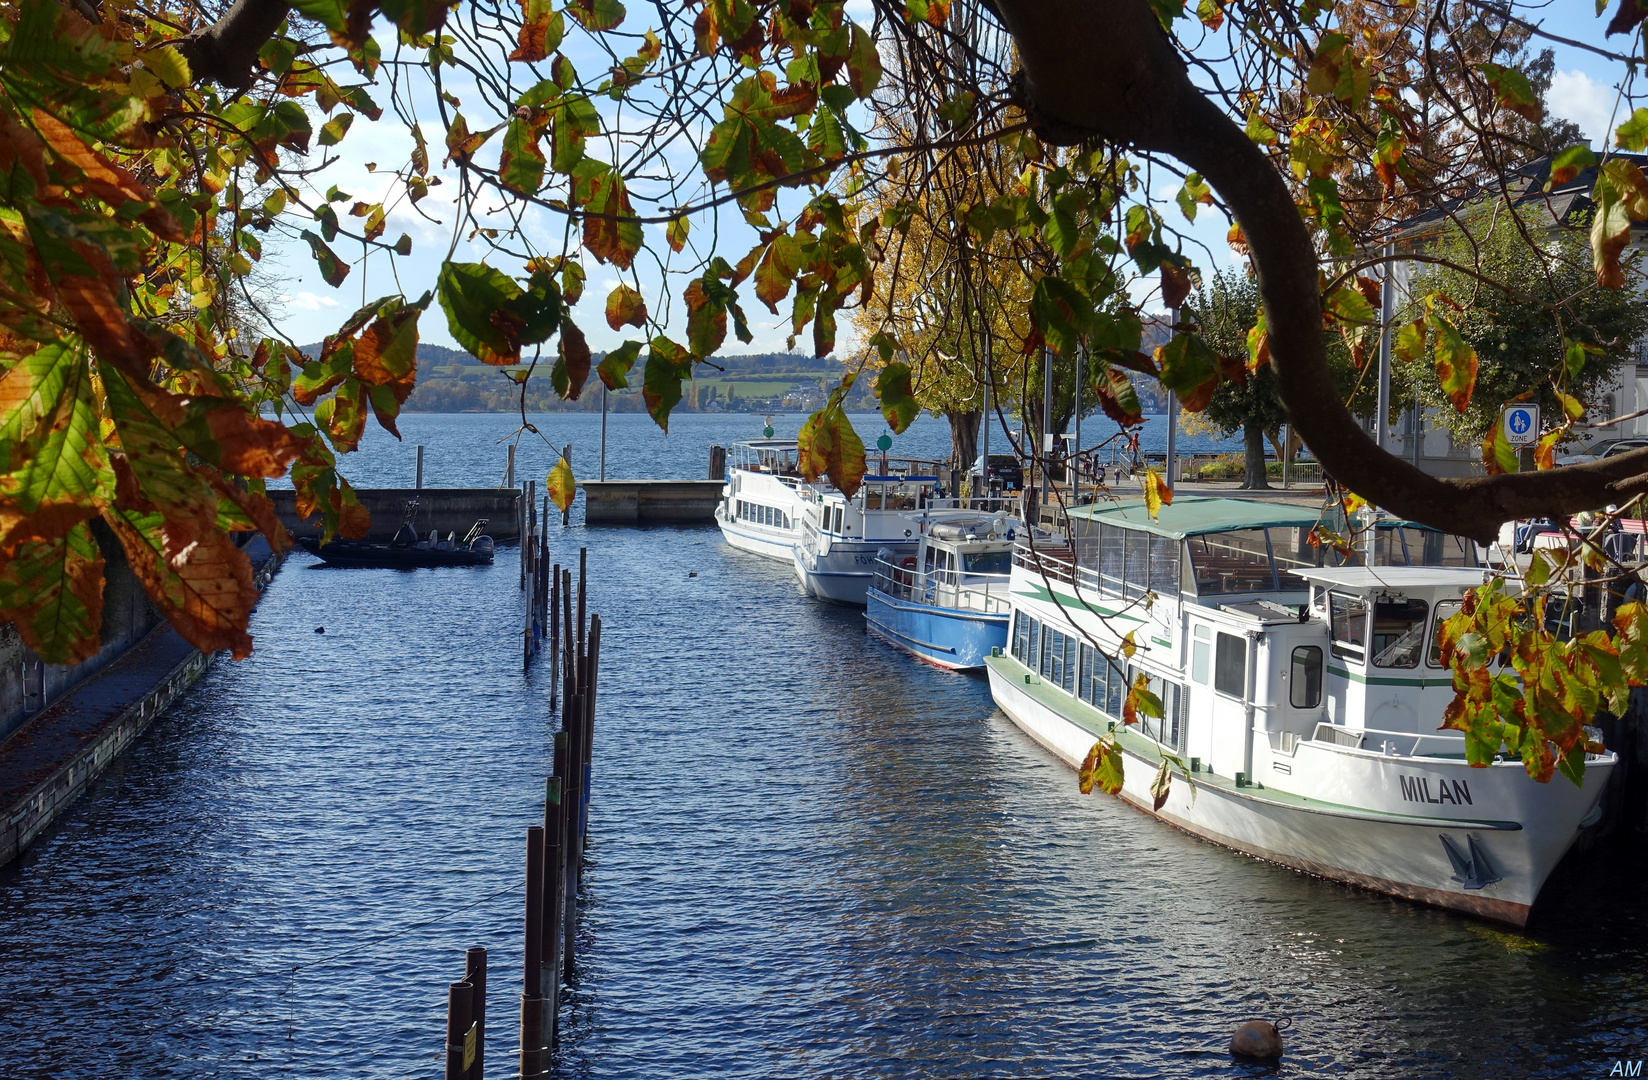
[1066,496,1322,540]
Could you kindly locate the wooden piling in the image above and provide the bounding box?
[543,766,566,1044]
[465,947,487,1080]
[562,568,575,699]
[562,692,584,981]
[445,981,474,1080]
[549,565,560,706]
[521,826,544,1078]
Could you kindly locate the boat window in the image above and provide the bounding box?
[1329,592,1368,660]
[1189,529,1276,594]
[1012,613,1033,663]
[1098,524,1125,591]
[963,550,1011,575]
[1028,618,1040,670]
[1214,632,1247,697]
[1191,624,1210,684]
[1139,674,1182,750]
[1270,527,1326,582]
[1290,646,1323,708]
[1371,598,1429,668]
[1061,634,1076,694]
[1427,600,1462,667]
[1079,643,1098,706]
[1123,531,1151,599]
[1042,629,1061,681]
[1147,535,1180,595]
[1103,656,1122,716]
[924,546,936,573]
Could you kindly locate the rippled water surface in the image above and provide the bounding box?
[2,416,1644,1079]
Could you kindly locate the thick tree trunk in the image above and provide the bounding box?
[1243,422,1270,490]
[992,0,1648,541]
[948,409,981,474]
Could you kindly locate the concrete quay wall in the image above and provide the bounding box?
[0,539,282,870]
[268,487,523,542]
[580,480,724,524]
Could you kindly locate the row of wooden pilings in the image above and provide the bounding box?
[440,541,600,1079]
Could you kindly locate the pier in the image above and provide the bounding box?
[268,487,523,541]
[579,479,724,524]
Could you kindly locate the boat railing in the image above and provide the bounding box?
[1013,542,1079,587]
[1308,721,1465,758]
[924,496,1018,515]
[871,558,1013,613]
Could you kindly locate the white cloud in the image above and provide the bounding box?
[281,292,342,311]
[1548,69,1618,145]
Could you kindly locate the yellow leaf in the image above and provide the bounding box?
[1535,427,1564,470]
[1121,630,1137,659]
[1143,469,1172,519]
[1555,391,1585,422]
[546,456,575,512]
[145,45,192,89]
[1342,491,1368,514]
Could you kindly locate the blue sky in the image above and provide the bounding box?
[258,2,1638,359]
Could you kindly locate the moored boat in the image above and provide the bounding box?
[987,495,1614,926]
[714,439,810,560]
[791,459,945,604]
[864,502,1019,670]
[300,520,495,568]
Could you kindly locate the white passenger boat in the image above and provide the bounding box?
[791,459,944,604]
[863,499,1020,670]
[986,496,1614,926]
[715,439,810,560]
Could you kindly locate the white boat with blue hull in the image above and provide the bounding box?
[792,460,944,604]
[988,496,1614,927]
[715,439,810,561]
[864,509,1017,671]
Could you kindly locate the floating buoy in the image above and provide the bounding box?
[688,571,698,577]
[1230,1016,1289,1059]
[314,627,325,634]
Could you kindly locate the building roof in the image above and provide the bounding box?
[1386,152,1648,244]
[1066,496,1323,539]
[1288,566,1492,589]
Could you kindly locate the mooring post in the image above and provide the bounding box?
[416,444,425,490]
[521,825,544,1076]
[562,693,584,981]
[544,765,566,1041]
[465,947,487,1080]
[576,548,587,683]
[540,496,551,635]
[445,980,473,1080]
[562,568,575,700]
[549,565,560,706]
[578,617,601,892]
[519,482,528,589]
[506,443,516,489]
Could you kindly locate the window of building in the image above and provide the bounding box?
[1214,632,1246,697]
[1371,598,1429,669]
[1290,646,1322,708]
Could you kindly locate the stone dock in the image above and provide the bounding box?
[268,487,524,541]
[0,536,282,869]
[580,480,723,524]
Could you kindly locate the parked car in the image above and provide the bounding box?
[1555,437,1648,467]
[971,453,1024,490]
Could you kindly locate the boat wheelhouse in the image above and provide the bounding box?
[792,459,944,604]
[986,496,1613,926]
[715,439,811,560]
[863,500,1019,670]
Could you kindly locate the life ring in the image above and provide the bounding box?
[900,556,917,569]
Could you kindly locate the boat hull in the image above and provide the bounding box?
[985,655,1614,926]
[793,539,914,605]
[298,538,493,568]
[714,504,798,561]
[864,587,1008,670]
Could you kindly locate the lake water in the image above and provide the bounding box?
[0,414,1643,1079]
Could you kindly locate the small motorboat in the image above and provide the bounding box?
[301,518,496,568]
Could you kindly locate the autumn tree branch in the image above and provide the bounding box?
[175,0,292,91]
[993,0,1648,543]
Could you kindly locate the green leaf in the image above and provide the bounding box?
[1155,333,1219,411]
[604,284,646,330]
[796,388,867,496]
[642,335,692,430]
[847,24,882,99]
[1433,317,1478,414]
[0,521,105,665]
[144,45,191,89]
[666,216,690,253]
[875,362,919,433]
[1548,144,1597,187]
[318,112,354,146]
[301,230,349,287]
[597,340,642,390]
[1478,62,1542,123]
[1078,738,1124,795]
[0,342,113,549]
[499,116,547,195]
[566,0,625,31]
[437,262,524,364]
[1176,172,1211,222]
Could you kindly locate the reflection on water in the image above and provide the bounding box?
[0,429,1643,1078]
